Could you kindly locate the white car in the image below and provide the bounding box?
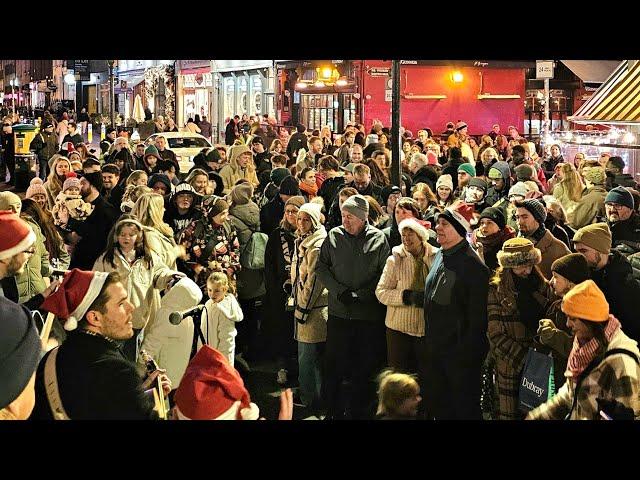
[144,132,212,174]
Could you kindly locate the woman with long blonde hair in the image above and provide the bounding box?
[552,162,584,218]
[131,192,183,269]
[43,156,72,209]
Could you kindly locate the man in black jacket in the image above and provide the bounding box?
[409,152,438,192]
[100,127,116,155]
[30,121,58,180]
[605,156,638,190]
[251,136,272,176]
[422,203,489,420]
[605,186,640,256]
[573,223,640,343]
[1,121,15,185]
[317,155,345,212]
[225,115,239,146]
[286,124,308,159]
[31,270,170,420]
[317,195,390,419]
[260,175,300,235]
[61,121,83,146]
[59,172,119,270]
[440,147,465,191]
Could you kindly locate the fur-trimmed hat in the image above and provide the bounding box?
[497,237,542,269]
[398,217,430,245]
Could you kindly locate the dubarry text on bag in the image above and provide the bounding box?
[240,231,268,270]
[519,348,555,412]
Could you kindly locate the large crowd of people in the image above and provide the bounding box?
[1,110,639,421]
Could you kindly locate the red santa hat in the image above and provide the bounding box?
[41,269,111,331]
[62,142,75,153]
[437,202,475,238]
[0,211,36,261]
[174,345,260,420]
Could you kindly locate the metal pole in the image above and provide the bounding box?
[544,77,550,135]
[108,60,116,128]
[390,59,401,187]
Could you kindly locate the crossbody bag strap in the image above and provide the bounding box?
[566,348,639,419]
[44,347,71,420]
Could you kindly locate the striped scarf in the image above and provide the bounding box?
[566,315,621,381]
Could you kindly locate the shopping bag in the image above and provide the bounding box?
[519,348,555,412]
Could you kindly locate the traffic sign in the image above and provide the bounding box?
[536,60,554,79]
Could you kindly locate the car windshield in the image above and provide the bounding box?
[168,137,211,148]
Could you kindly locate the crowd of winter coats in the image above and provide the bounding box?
[2,116,640,420]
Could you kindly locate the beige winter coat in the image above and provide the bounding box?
[93,250,179,329]
[375,242,437,337]
[291,227,328,344]
[218,144,259,194]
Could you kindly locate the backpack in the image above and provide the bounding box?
[240,230,269,270]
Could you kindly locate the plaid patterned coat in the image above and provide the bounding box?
[528,328,640,420]
[487,276,549,420]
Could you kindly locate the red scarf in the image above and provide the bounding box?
[566,315,621,382]
[299,181,318,199]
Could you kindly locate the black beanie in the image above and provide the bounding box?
[0,297,41,409]
[279,175,301,196]
[84,171,103,191]
[479,206,506,230]
[551,253,591,285]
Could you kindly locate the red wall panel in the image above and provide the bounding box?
[362,60,525,137]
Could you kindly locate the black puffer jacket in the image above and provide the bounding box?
[592,250,640,342]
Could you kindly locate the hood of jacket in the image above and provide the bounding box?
[227,144,252,173]
[299,225,327,250]
[230,202,260,230]
[157,277,202,323]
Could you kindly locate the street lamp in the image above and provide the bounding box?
[108,60,116,128]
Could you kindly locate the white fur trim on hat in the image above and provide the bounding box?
[0,225,36,261]
[175,400,260,420]
[398,218,430,245]
[69,271,110,325]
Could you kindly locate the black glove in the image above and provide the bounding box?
[338,289,357,306]
[402,290,424,307]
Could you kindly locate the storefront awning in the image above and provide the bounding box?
[569,60,640,124]
[212,60,272,73]
[560,60,620,84]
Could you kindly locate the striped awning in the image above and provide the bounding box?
[570,60,640,124]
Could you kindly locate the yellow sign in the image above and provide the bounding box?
[88,124,92,143]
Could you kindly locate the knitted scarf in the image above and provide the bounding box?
[299,181,318,199]
[410,245,429,291]
[566,315,621,381]
[474,227,515,250]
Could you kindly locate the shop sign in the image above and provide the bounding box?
[183,73,213,88]
[368,67,391,77]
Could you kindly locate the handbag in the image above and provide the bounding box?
[519,348,555,412]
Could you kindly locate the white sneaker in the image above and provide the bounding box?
[277,368,288,385]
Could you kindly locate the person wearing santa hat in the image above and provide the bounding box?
[173,344,293,420]
[0,210,37,283]
[30,269,171,420]
[421,201,490,420]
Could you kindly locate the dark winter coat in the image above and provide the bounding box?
[541,155,564,180]
[286,132,308,159]
[609,213,640,256]
[592,250,640,342]
[423,239,490,359]
[68,195,119,270]
[30,131,58,165]
[62,132,84,146]
[411,166,438,192]
[316,224,390,321]
[260,194,285,235]
[317,175,345,213]
[225,121,238,146]
[440,159,465,191]
[31,330,157,420]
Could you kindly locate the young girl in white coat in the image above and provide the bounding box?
[200,272,243,366]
